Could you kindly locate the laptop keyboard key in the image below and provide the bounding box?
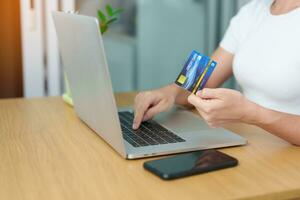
[118,111,185,147]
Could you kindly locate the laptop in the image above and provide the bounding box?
[52,12,246,159]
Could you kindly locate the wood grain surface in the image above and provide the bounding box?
[0,93,300,200]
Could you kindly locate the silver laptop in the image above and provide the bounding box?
[53,12,246,159]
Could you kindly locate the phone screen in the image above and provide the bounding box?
[144,150,238,180]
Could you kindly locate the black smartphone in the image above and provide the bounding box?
[144,150,238,180]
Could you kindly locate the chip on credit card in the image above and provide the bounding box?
[175,50,217,94]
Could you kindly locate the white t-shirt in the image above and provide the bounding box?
[220,0,300,115]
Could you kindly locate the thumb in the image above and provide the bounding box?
[196,88,220,99]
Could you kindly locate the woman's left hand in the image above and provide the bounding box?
[187,88,256,127]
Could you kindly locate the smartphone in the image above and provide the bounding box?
[144,150,238,180]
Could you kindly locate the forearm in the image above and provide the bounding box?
[245,102,300,146]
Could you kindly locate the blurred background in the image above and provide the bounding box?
[0,0,250,99]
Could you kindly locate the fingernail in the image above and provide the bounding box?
[142,115,147,121]
[132,123,137,129]
[196,91,202,96]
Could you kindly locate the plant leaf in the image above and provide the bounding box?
[97,10,107,23]
[112,8,124,16]
[105,4,114,17]
[106,18,117,25]
[100,24,108,34]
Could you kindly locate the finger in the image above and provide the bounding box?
[188,94,212,112]
[133,100,153,129]
[195,107,207,118]
[196,110,221,128]
[187,93,203,106]
[196,88,221,99]
[142,101,165,121]
[194,106,232,128]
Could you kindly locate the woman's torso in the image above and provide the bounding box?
[233,0,300,115]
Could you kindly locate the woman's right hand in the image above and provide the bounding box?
[132,84,180,129]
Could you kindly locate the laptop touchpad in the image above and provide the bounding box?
[153,107,211,133]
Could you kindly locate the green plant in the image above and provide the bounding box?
[97,4,124,34]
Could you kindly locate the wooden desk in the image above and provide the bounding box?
[0,93,300,200]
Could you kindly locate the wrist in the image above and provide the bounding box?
[167,83,192,107]
[242,100,278,126]
[167,83,182,98]
[241,100,262,124]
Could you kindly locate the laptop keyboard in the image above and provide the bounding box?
[118,111,185,147]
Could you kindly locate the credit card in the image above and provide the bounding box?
[175,50,217,94]
[197,61,217,91]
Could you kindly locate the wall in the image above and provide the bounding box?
[0,0,23,98]
[76,0,101,16]
[238,0,251,8]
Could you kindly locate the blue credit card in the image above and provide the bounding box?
[175,50,217,94]
[197,61,217,91]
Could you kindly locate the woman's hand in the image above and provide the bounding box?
[133,85,180,129]
[187,88,256,127]
[132,47,235,130]
[188,88,300,146]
